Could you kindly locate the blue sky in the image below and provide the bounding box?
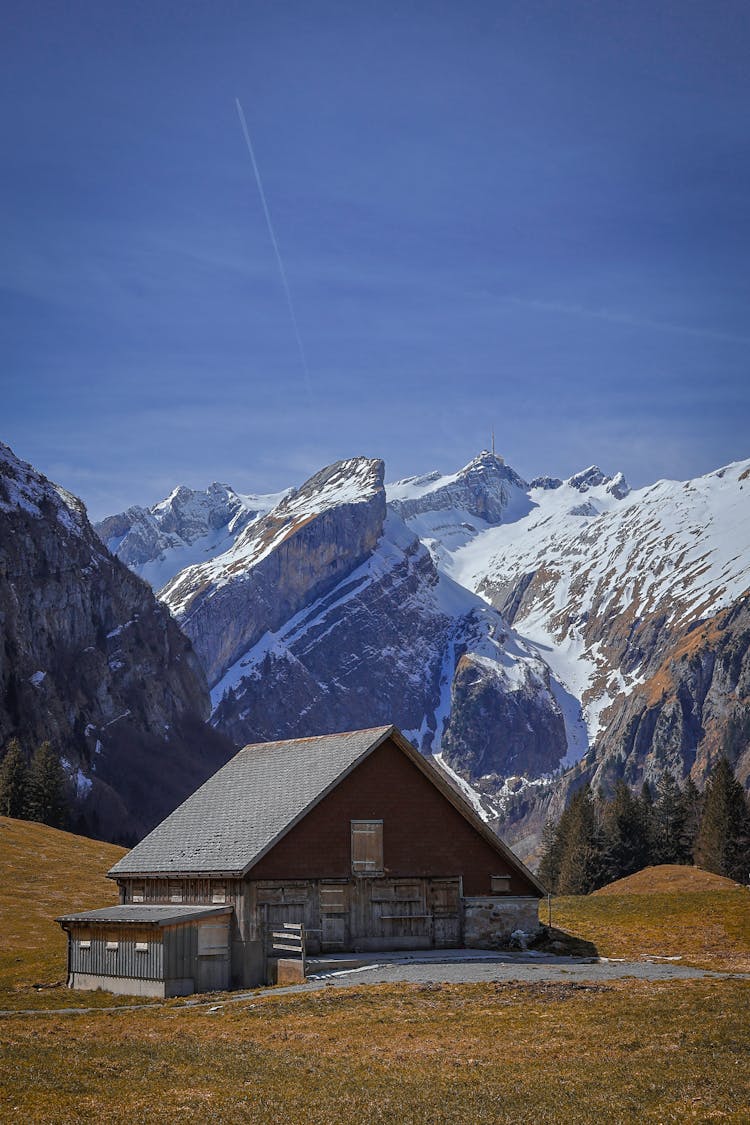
[2,1,748,518]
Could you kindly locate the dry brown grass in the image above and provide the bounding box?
[0,816,138,1009]
[1,979,748,1123]
[594,864,742,895]
[550,865,750,973]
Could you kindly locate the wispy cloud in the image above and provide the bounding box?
[500,296,750,347]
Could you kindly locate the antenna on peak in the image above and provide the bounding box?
[491,429,495,457]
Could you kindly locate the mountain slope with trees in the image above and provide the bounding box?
[0,441,233,842]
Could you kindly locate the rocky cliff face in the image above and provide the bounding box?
[156,458,570,790]
[500,593,750,863]
[162,459,388,686]
[0,443,233,841]
[388,451,531,525]
[590,592,750,790]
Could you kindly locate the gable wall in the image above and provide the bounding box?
[249,737,537,896]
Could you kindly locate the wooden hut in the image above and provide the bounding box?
[58,726,544,995]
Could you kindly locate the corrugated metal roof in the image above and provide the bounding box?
[56,904,232,925]
[108,726,394,878]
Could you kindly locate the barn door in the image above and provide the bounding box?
[319,883,350,951]
[257,884,314,956]
[429,878,462,947]
[195,921,231,993]
[353,880,431,950]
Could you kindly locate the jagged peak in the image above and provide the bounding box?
[530,475,563,491]
[262,456,384,521]
[566,465,630,499]
[457,450,529,490]
[0,440,88,533]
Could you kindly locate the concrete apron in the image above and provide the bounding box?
[305,947,596,977]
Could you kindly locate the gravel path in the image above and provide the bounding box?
[305,955,740,987]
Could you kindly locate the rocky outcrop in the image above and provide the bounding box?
[0,442,233,842]
[499,586,750,865]
[388,451,531,525]
[567,466,630,499]
[210,503,568,780]
[591,593,750,790]
[162,459,388,686]
[442,653,566,778]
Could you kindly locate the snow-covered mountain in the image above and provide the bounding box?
[95,482,286,590]
[446,459,750,760]
[156,457,568,791]
[97,448,750,849]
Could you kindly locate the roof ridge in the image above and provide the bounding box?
[239,724,393,753]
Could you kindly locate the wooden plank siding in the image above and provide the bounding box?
[241,876,463,954]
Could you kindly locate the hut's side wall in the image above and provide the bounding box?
[67,923,165,996]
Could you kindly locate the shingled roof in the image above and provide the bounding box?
[108,725,545,893]
[109,726,395,878]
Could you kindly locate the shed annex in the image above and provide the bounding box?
[58,726,545,995]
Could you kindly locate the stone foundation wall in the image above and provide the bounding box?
[463,896,542,949]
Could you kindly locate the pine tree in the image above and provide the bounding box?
[694,756,750,882]
[556,785,604,895]
[600,780,650,883]
[677,776,703,863]
[538,817,563,893]
[0,739,28,818]
[639,779,657,864]
[653,772,687,865]
[25,741,69,829]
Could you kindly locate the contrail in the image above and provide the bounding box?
[235,97,312,397]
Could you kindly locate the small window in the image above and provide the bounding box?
[131,882,145,903]
[135,942,148,953]
[168,882,183,903]
[491,875,511,894]
[351,820,384,875]
[211,883,226,904]
[79,939,91,950]
[106,941,119,952]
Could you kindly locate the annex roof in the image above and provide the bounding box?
[107,724,544,894]
[108,726,395,879]
[56,904,232,926]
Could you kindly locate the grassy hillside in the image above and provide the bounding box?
[2,829,749,1120]
[0,816,127,1009]
[550,864,750,972]
[2,979,749,1123]
[593,864,743,895]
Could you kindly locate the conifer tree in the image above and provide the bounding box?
[538,817,563,893]
[556,785,603,895]
[677,776,703,863]
[0,739,28,818]
[694,756,750,882]
[653,772,687,865]
[639,779,657,863]
[25,741,68,829]
[600,779,651,883]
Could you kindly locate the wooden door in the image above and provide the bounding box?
[195,921,231,993]
[352,879,432,951]
[429,878,462,947]
[319,882,349,951]
[257,883,315,954]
